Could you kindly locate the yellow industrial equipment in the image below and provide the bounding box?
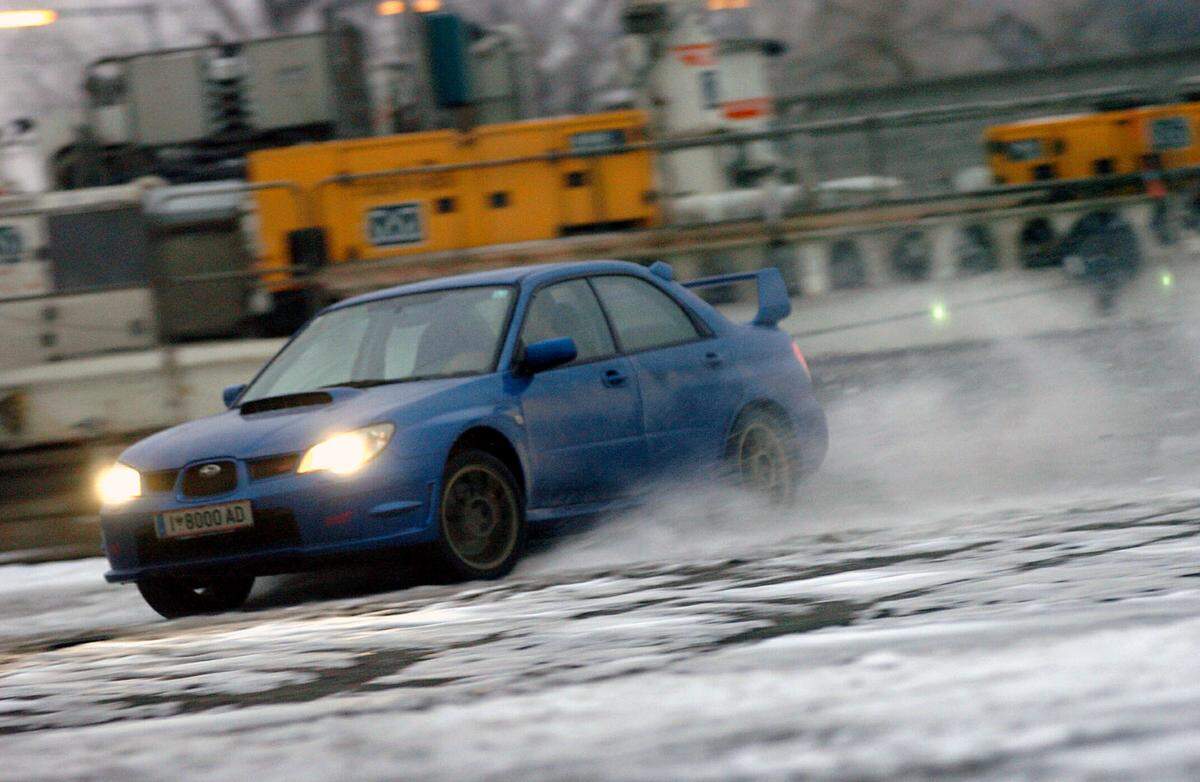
[248,110,660,285]
[985,101,1200,185]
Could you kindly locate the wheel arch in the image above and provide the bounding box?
[724,398,796,457]
[447,425,527,501]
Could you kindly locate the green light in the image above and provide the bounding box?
[1161,271,1175,288]
[931,302,948,323]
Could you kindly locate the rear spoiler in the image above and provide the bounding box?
[650,262,791,327]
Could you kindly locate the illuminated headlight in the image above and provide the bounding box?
[298,423,395,476]
[96,463,141,505]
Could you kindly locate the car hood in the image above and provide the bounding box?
[121,379,470,470]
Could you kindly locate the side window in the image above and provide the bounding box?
[591,275,700,353]
[521,279,616,363]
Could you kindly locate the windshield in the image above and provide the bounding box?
[241,286,515,403]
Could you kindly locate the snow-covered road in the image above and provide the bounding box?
[4,323,1200,780]
[2,492,1200,780]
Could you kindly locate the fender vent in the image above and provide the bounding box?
[249,453,301,480]
[142,469,180,494]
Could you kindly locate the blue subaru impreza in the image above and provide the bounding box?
[96,260,827,617]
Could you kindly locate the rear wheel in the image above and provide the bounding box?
[136,575,255,619]
[435,449,525,581]
[728,409,799,506]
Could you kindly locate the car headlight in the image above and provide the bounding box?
[97,463,141,505]
[298,423,395,476]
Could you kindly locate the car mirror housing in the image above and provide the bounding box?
[521,337,577,374]
[223,384,247,409]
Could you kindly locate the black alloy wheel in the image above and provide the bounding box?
[730,410,799,506]
[436,449,525,580]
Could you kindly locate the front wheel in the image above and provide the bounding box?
[728,409,799,506]
[434,449,526,581]
[136,575,255,619]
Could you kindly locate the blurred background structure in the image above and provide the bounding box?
[4,0,1200,122]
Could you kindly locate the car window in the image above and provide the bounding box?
[241,286,513,402]
[382,293,511,378]
[590,275,700,353]
[252,305,372,396]
[381,323,425,378]
[521,279,616,363]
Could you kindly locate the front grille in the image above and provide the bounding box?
[136,508,301,566]
[142,469,180,494]
[180,461,238,498]
[248,453,301,481]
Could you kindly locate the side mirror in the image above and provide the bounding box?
[521,337,577,374]
[223,384,247,409]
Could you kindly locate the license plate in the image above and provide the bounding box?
[155,501,253,540]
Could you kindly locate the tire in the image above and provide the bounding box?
[136,575,255,619]
[727,408,800,506]
[435,449,526,581]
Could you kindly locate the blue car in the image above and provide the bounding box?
[96,261,827,618]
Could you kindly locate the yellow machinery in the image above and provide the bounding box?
[248,110,660,285]
[986,101,1200,185]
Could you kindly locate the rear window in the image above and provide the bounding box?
[591,275,700,353]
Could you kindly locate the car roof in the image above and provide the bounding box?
[325,260,651,311]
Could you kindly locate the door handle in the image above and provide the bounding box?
[602,369,629,388]
[703,351,724,368]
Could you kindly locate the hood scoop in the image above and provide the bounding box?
[240,391,334,416]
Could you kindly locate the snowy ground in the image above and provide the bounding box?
[2,322,1200,780]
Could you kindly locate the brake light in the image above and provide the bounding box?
[791,340,810,378]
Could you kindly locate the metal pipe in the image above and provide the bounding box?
[154,180,310,222]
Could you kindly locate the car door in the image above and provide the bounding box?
[515,278,648,508]
[590,274,744,477]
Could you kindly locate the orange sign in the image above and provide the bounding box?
[722,98,773,121]
[671,43,716,67]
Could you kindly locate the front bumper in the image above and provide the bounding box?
[100,451,441,582]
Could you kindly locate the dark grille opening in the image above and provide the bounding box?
[249,453,301,481]
[142,469,180,494]
[181,461,238,498]
[135,508,301,566]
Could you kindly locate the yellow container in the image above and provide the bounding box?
[985,112,1135,185]
[247,110,660,285]
[465,118,563,246]
[985,100,1200,186]
[543,112,656,230]
[1128,103,1200,170]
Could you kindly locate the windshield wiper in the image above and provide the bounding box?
[319,379,400,390]
[319,373,481,391]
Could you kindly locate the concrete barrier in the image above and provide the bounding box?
[0,339,282,451]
